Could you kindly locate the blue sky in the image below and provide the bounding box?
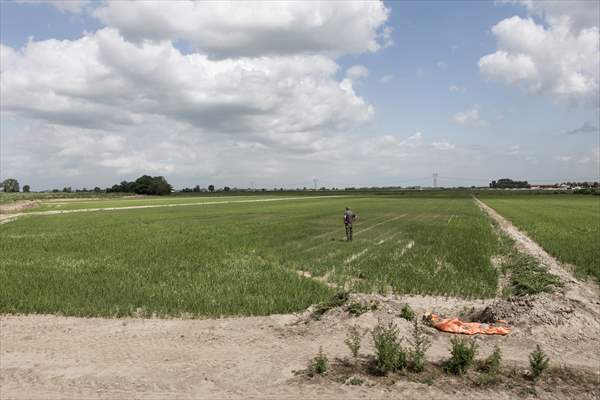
[1,0,598,190]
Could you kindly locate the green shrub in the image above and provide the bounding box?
[399,303,415,321]
[372,320,407,374]
[344,325,362,364]
[311,291,349,320]
[529,344,549,381]
[408,318,430,373]
[347,302,369,316]
[480,345,502,375]
[347,377,364,385]
[444,337,478,375]
[308,346,329,376]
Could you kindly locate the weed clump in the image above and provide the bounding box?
[529,344,549,381]
[444,337,478,375]
[399,303,415,321]
[308,346,329,376]
[346,302,369,317]
[408,318,430,373]
[344,325,362,364]
[311,291,349,320]
[480,345,502,376]
[506,253,562,296]
[347,377,364,385]
[372,320,407,374]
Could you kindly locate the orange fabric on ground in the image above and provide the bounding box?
[428,314,510,335]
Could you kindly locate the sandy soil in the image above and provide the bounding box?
[1,199,599,399]
[0,200,40,215]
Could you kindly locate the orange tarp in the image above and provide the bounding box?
[428,314,511,335]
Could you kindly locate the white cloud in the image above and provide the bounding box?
[556,155,572,162]
[15,0,90,13]
[506,145,520,155]
[0,28,378,185]
[346,65,369,80]
[416,68,425,78]
[448,85,466,93]
[380,74,394,84]
[436,61,448,70]
[502,0,600,33]
[1,29,373,141]
[92,1,392,58]
[432,141,455,150]
[452,105,486,127]
[480,2,599,107]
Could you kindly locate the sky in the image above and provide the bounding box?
[0,0,598,190]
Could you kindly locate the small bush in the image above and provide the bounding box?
[344,325,362,364]
[399,303,415,321]
[308,346,329,376]
[347,377,364,385]
[347,302,369,316]
[529,344,549,381]
[408,318,431,373]
[311,291,349,320]
[372,320,407,374]
[445,337,478,375]
[480,345,502,375]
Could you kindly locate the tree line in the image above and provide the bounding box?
[1,175,173,196]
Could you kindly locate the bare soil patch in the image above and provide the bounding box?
[2,291,598,399]
[0,200,40,215]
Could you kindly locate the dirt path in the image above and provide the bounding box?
[0,195,350,225]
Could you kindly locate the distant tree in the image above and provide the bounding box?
[62,187,72,193]
[208,185,215,192]
[489,180,497,188]
[224,186,230,192]
[1,178,19,192]
[493,178,529,189]
[22,184,30,193]
[52,188,60,193]
[93,187,101,193]
[193,185,201,192]
[132,175,172,195]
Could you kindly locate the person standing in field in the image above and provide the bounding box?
[343,207,357,241]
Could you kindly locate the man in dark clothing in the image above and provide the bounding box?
[343,207,357,241]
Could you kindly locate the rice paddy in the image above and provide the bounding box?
[0,194,500,317]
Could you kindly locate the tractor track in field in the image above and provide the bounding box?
[0,195,352,225]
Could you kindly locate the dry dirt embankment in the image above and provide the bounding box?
[1,199,599,399]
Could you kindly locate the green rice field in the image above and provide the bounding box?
[480,195,600,280]
[1,194,500,317]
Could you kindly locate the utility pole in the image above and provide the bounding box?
[432,173,438,188]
